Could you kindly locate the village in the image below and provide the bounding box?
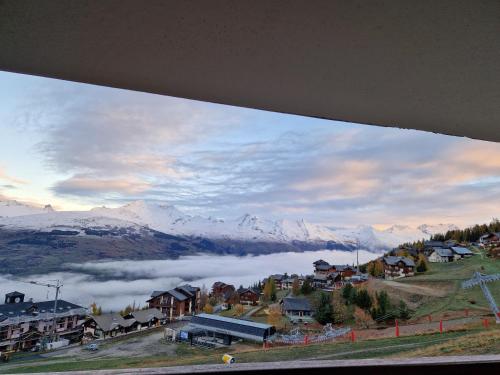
[0,229,499,371]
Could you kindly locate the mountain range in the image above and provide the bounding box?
[0,199,459,251]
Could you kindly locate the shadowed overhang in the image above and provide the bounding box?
[0,0,499,142]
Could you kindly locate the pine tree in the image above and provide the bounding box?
[270,279,277,301]
[354,289,372,310]
[416,254,428,273]
[314,292,334,325]
[397,300,411,320]
[371,291,391,321]
[301,279,313,295]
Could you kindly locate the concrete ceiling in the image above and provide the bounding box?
[1,0,499,142]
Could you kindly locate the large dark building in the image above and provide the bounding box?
[181,313,276,345]
[147,284,201,321]
[0,292,86,352]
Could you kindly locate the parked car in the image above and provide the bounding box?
[85,343,99,351]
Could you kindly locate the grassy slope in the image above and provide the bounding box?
[393,248,500,317]
[5,328,495,373]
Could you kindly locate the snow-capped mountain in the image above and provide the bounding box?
[0,199,458,251]
[0,200,54,217]
[417,223,460,235]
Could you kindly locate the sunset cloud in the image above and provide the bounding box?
[53,174,152,196]
[2,71,499,227]
[0,166,28,186]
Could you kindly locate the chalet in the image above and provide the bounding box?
[428,247,454,263]
[423,241,445,256]
[212,282,236,298]
[282,275,306,290]
[424,240,445,248]
[480,233,500,246]
[123,308,164,330]
[313,260,357,280]
[313,260,336,276]
[382,256,415,279]
[444,239,458,247]
[237,288,259,305]
[268,274,285,290]
[0,292,86,352]
[280,297,313,322]
[451,246,474,260]
[312,272,341,289]
[148,284,200,321]
[84,313,135,339]
[175,285,202,312]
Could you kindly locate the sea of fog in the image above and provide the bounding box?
[0,250,381,311]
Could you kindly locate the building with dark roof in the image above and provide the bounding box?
[382,256,415,279]
[236,288,259,305]
[479,232,500,246]
[0,292,86,352]
[211,282,236,299]
[181,313,275,344]
[280,297,313,322]
[147,284,200,321]
[451,247,474,259]
[123,308,164,330]
[84,313,130,339]
[313,260,357,288]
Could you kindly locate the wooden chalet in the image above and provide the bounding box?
[382,256,415,279]
[480,232,500,246]
[313,260,357,280]
[267,274,285,290]
[236,288,259,305]
[84,313,135,339]
[147,284,200,321]
[123,308,164,330]
[211,282,236,298]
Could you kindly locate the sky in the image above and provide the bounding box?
[0,71,499,228]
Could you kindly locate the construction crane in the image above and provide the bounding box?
[21,279,63,341]
[462,271,500,324]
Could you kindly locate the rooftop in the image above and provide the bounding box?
[282,297,312,312]
[0,299,84,320]
[433,248,453,257]
[383,256,415,267]
[194,313,273,330]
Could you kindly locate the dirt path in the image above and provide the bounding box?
[44,331,177,360]
[242,306,262,318]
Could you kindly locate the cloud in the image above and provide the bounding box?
[153,127,500,227]
[10,75,500,227]
[18,82,240,199]
[0,250,380,311]
[0,166,28,186]
[53,174,152,196]
[1,184,17,190]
